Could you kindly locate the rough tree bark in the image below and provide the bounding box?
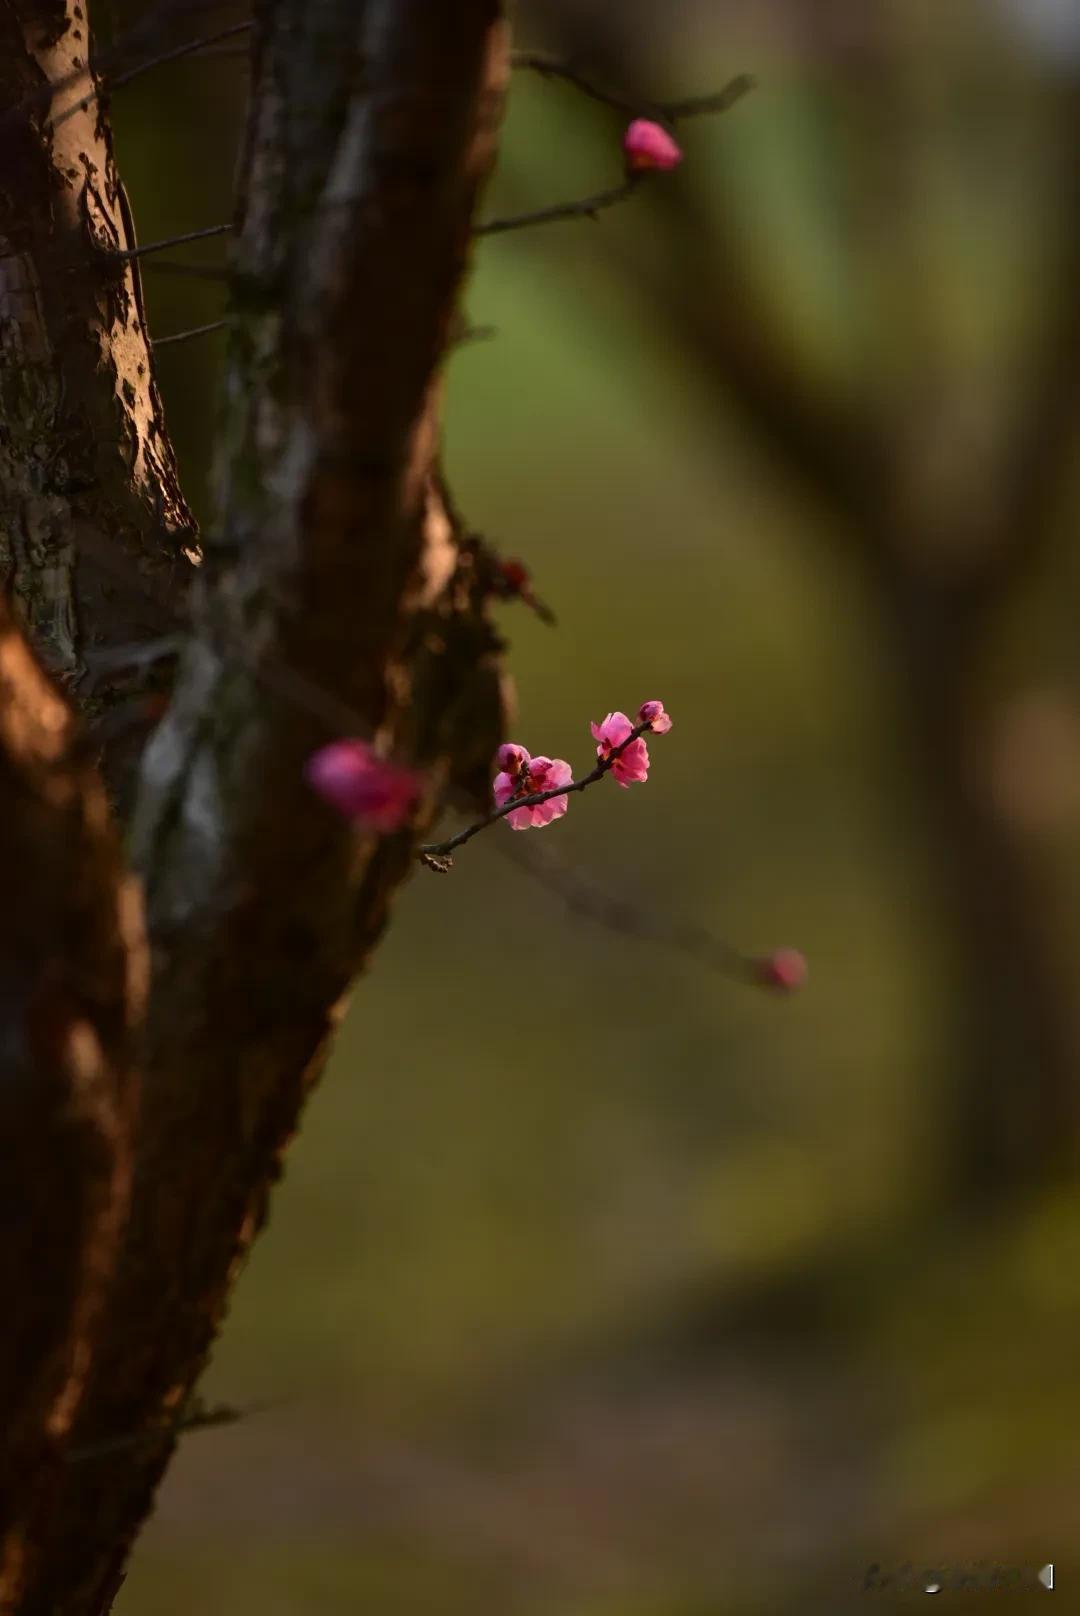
[0,0,200,807]
[0,596,145,1608]
[0,0,510,1608]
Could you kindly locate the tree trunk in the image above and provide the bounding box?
[0,595,143,1606]
[881,570,1080,1211]
[0,0,199,811]
[0,1,511,1608]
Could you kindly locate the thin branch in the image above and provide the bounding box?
[0,218,232,286]
[488,826,760,985]
[664,77,757,121]
[64,1399,268,1466]
[511,55,754,128]
[476,177,638,237]
[153,318,228,347]
[419,721,654,858]
[110,221,235,263]
[0,0,239,134]
[175,1397,272,1436]
[452,322,498,347]
[512,50,649,119]
[106,19,253,92]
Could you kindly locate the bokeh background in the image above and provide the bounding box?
[97,0,1080,1609]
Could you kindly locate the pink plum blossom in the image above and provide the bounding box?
[305,738,421,831]
[638,699,673,734]
[623,119,683,173]
[591,710,650,787]
[756,948,808,993]
[493,751,572,830]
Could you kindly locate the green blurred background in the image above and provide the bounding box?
[101,0,1080,1609]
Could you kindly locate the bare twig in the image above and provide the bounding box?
[511,55,755,128]
[154,318,228,347]
[664,78,756,119]
[452,322,498,347]
[511,49,652,120]
[489,826,759,984]
[64,1398,269,1466]
[187,181,628,256]
[476,177,639,237]
[0,0,249,137]
[107,19,253,92]
[110,221,235,263]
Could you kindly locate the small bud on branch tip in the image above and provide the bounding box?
[755,949,808,994]
[623,120,683,173]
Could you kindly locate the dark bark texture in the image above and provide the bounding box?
[0,596,143,1608]
[0,1,510,1609]
[0,0,200,812]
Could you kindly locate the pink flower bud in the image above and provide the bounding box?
[623,119,683,174]
[755,948,808,993]
[638,700,672,734]
[305,739,422,832]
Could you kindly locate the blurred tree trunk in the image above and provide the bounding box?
[0,593,143,1606]
[880,565,1079,1204]
[0,0,509,1609]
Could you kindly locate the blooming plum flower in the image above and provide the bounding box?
[623,119,683,173]
[494,750,572,830]
[305,739,421,831]
[591,710,650,787]
[638,699,672,734]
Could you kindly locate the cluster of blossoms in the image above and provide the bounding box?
[303,703,805,993]
[306,701,674,837]
[493,700,672,830]
[290,107,805,991]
